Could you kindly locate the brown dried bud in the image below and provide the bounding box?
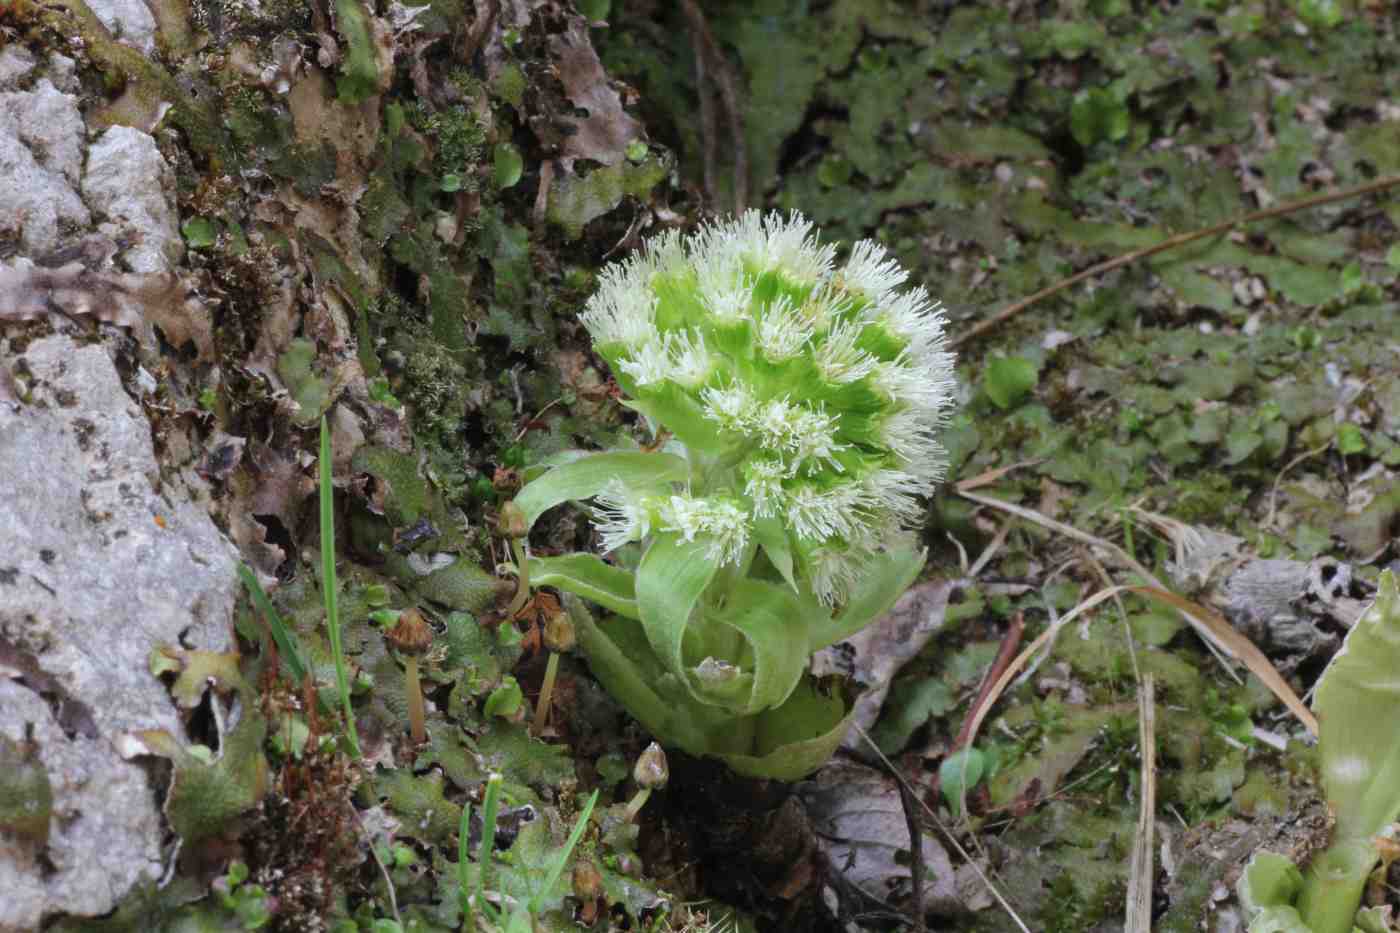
[498,501,528,539]
[632,742,668,790]
[385,607,433,655]
[543,610,576,653]
[572,858,603,900]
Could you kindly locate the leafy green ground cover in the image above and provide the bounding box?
[9,0,1400,929]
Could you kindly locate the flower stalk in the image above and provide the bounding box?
[385,608,433,744]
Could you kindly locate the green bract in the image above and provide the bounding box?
[510,211,956,778]
[1239,572,1400,933]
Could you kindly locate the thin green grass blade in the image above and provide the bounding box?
[237,564,309,685]
[320,415,361,758]
[476,773,503,916]
[529,789,599,914]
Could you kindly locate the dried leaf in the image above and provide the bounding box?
[549,15,642,171]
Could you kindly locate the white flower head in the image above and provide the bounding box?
[592,481,654,553]
[841,239,908,300]
[870,286,951,364]
[880,406,948,480]
[755,211,836,283]
[660,494,751,565]
[617,337,673,387]
[581,258,660,349]
[806,542,867,606]
[785,480,864,542]
[667,330,713,387]
[787,404,845,470]
[815,320,879,384]
[873,357,958,414]
[755,295,814,362]
[743,457,788,518]
[701,382,757,432]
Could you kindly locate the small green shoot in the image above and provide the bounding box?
[458,773,601,932]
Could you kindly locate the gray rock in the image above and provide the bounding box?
[0,45,36,89]
[47,54,80,94]
[86,0,158,55]
[0,335,241,932]
[83,126,184,274]
[0,78,90,255]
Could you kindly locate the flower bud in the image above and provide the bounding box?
[632,742,668,790]
[497,500,528,539]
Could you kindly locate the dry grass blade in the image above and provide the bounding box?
[962,585,1130,749]
[958,489,1317,736]
[1129,586,1317,735]
[1125,674,1156,933]
[954,459,1043,493]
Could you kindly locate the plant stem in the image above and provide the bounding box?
[622,787,651,822]
[952,173,1400,347]
[1298,839,1378,933]
[507,537,531,617]
[405,657,426,744]
[532,651,559,736]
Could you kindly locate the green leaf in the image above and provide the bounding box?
[577,0,610,22]
[180,216,217,249]
[493,142,523,188]
[808,543,925,652]
[484,676,523,719]
[725,677,856,781]
[512,451,690,530]
[1292,0,1343,30]
[1241,851,1305,916]
[1069,87,1130,147]
[984,356,1038,410]
[700,579,809,714]
[528,553,639,619]
[753,515,799,591]
[1336,423,1366,456]
[1313,572,1400,841]
[636,532,723,700]
[238,565,311,689]
[939,747,986,816]
[869,678,955,755]
[568,597,743,757]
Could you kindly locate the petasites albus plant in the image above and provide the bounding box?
[504,211,956,779]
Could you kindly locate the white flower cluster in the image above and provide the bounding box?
[579,211,957,604]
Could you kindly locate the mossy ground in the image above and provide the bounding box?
[12,0,1400,929]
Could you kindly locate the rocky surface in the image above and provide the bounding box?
[0,334,242,931]
[0,53,90,257]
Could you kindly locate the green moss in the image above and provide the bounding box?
[0,735,52,846]
[546,153,672,239]
[407,102,486,186]
[333,0,380,104]
[491,63,527,107]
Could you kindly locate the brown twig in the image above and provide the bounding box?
[895,774,927,933]
[680,0,718,206]
[679,0,747,212]
[952,173,1400,348]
